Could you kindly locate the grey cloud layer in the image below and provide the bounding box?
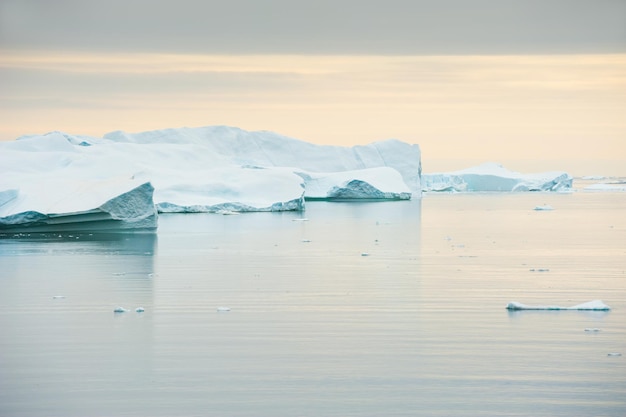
[1,0,625,54]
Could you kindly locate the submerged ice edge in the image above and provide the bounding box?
[506,300,611,311]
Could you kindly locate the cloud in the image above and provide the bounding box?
[1,0,625,54]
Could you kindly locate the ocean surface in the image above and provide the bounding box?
[1,189,625,417]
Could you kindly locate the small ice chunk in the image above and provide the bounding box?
[301,239,311,243]
[584,328,601,332]
[607,352,622,357]
[216,209,239,215]
[506,300,611,311]
[534,205,554,211]
[135,307,145,313]
[52,295,66,299]
[113,306,128,313]
[216,307,231,312]
[361,252,370,256]
[292,218,309,222]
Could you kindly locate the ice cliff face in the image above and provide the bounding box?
[0,179,157,233]
[422,163,572,192]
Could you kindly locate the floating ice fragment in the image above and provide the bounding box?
[292,218,309,222]
[135,307,145,313]
[113,306,128,313]
[584,328,601,332]
[215,209,239,215]
[506,300,611,311]
[52,295,66,299]
[607,352,622,357]
[301,239,311,243]
[529,268,550,272]
[361,252,370,256]
[534,205,554,211]
[216,307,231,312]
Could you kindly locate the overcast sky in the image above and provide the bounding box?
[1,1,625,175]
[2,0,625,54]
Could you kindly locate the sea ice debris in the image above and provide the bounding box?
[216,307,231,312]
[135,307,145,313]
[113,306,129,313]
[52,295,66,299]
[607,352,622,357]
[534,205,554,211]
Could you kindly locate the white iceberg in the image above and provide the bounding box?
[506,300,611,311]
[0,127,422,221]
[533,205,554,211]
[0,178,158,233]
[422,163,572,192]
[297,167,411,200]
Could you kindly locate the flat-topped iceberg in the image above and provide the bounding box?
[0,127,421,224]
[0,179,157,233]
[423,162,572,192]
[506,300,611,311]
[297,167,411,200]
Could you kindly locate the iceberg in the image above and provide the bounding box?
[296,167,411,200]
[422,163,572,192]
[0,178,158,233]
[584,183,626,192]
[0,127,422,224]
[506,300,611,311]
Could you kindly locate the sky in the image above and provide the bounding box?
[1,0,625,175]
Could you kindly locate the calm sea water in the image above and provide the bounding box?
[1,191,625,417]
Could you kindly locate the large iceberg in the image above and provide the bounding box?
[0,127,422,228]
[422,163,572,192]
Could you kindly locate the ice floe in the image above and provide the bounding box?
[113,306,129,313]
[422,162,572,192]
[506,300,611,311]
[584,183,626,192]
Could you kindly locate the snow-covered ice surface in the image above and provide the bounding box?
[0,127,422,226]
[506,300,611,311]
[422,162,572,192]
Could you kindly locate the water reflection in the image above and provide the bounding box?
[0,232,157,256]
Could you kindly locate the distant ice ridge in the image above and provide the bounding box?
[0,127,422,228]
[422,163,572,192]
[584,183,626,192]
[506,300,610,311]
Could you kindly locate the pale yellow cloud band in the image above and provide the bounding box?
[1,52,624,174]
